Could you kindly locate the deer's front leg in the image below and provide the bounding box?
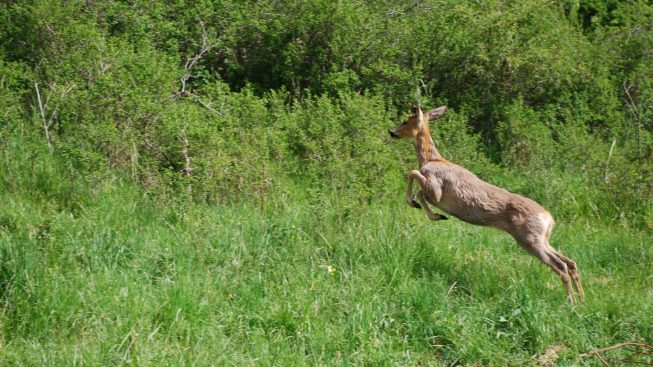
[406,170,426,208]
[416,189,448,221]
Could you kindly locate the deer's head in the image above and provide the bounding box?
[389,104,447,140]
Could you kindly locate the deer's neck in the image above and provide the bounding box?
[413,127,443,167]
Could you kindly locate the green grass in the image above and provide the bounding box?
[0,180,652,366]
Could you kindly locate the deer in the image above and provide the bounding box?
[389,104,585,304]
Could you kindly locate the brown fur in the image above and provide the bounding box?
[391,105,585,304]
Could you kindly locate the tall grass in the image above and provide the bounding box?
[0,156,651,365]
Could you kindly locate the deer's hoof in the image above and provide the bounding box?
[411,199,422,209]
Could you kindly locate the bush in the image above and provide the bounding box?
[0,0,651,228]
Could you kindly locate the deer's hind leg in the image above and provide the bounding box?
[521,240,575,304]
[515,228,576,304]
[542,217,585,301]
[548,246,585,301]
[514,222,576,303]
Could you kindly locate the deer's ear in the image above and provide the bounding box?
[428,106,447,121]
[408,103,419,114]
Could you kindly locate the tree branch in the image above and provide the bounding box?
[180,19,213,95]
[180,128,192,177]
[604,138,616,183]
[623,81,642,158]
[34,82,52,152]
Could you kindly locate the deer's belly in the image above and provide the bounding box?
[434,195,506,227]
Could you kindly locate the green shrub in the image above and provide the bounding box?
[0,0,651,228]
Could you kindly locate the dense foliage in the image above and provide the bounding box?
[1,0,651,227]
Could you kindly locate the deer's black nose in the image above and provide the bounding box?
[389,130,399,139]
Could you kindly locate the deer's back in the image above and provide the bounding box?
[421,161,548,229]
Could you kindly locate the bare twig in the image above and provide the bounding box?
[595,353,611,367]
[581,342,653,367]
[419,79,431,98]
[47,83,74,127]
[43,81,54,108]
[180,19,213,95]
[136,19,220,130]
[180,128,192,177]
[180,127,193,195]
[604,357,653,366]
[604,139,616,183]
[133,16,225,157]
[625,347,653,358]
[186,92,223,116]
[445,281,457,297]
[581,342,653,357]
[623,82,642,158]
[34,82,52,152]
[34,82,76,153]
[131,141,138,182]
[385,0,433,17]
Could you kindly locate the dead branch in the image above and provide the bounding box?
[385,0,433,17]
[581,342,653,367]
[595,353,611,367]
[186,92,223,116]
[131,141,138,182]
[604,138,616,183]
[602,357,653,366]
[47,83,74,128]
[581,342,653,357]
[152,19,222,117]
[180,128,192,177]
[625,347,653,358]
[34,82,76,152]
[419,79,432,98]
[34,82,51,152]
[623,81,642,158]
[180,19,213,95]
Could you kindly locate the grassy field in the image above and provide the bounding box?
[0,178,651,366]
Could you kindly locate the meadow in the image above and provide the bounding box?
[0,169,651,365]
[1,0,653,365]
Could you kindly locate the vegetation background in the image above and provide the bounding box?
[0,0,651,365]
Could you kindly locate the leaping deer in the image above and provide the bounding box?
[389,104,585,304]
